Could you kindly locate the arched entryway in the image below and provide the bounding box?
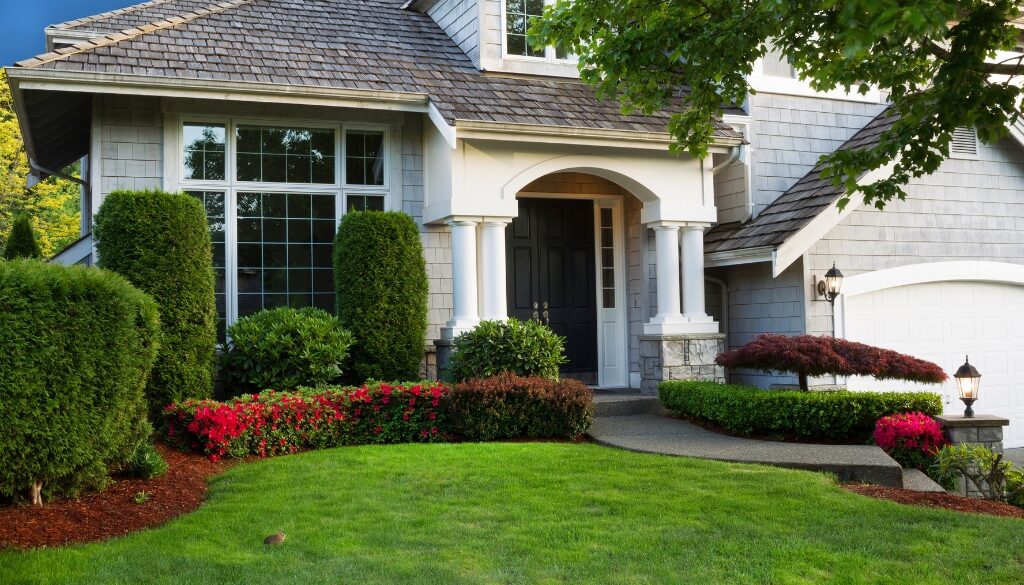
[508,172,637,387]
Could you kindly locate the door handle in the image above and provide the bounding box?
[532,301,540,322]
[542,301,549,325]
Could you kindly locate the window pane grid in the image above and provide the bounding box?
[237,192,336,317]
[600,208,615,308]
[236,125,336,184]
[345,130,385,186]
[183,123,226,181]
[346,194,386,212]
[186,190,228,342]
[506,0,545,57]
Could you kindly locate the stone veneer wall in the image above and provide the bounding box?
[638,334,727,394]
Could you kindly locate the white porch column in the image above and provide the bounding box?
[681,225,712,322]
[479,219,510,321]
[445,219,480,337]
[644,222,687,334]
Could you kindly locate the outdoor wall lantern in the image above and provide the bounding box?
[816,262,844,304]
[954,356,982,418]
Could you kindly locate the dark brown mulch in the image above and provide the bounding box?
[0,444,228,550]
[844,484,1024,519]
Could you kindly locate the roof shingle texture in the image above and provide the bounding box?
[26,0,742,138]
[704,107,898,253]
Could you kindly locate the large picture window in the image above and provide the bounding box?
[177,118,390,329]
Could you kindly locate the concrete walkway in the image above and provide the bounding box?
[590,413,905,487]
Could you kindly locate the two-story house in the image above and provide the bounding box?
[10,0,1024,446]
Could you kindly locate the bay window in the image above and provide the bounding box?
[177,118,391,329]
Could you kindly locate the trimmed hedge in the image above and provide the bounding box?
[447,373,593,440]
[3,215,42,260]
[223,307,355,396]
[333,211,428,382]
[659,380,942,442]
[446,319,567,382]
[164,383,448,460]
[0,260,159,503]
[94,190,217,416]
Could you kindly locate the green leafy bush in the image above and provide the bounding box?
[931,443,1022,504]
[223,307,355,395]
[334,211,428,382]
[446,319,567,382]
[0,259,159,503]
[659,380,942,443]
[446,373,592,440]
[126,443,169,479]
[2,215,42,260]
[165,382,448,460]
[94,189,217,417]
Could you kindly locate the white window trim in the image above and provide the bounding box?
[166,114,394,326]
[749,58,882,104]
[500,0,578,64]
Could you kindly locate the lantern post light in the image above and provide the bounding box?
[954,356,982,418]
[817,262,844,304]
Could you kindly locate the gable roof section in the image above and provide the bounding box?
[15,0,743,139]
[704,107,899,259]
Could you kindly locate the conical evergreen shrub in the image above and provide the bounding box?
[3,215,42,260]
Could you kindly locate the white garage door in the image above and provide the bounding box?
[844,281,1024,448]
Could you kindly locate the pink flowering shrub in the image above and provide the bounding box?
[164,382,448,461]
[873,412,947,470]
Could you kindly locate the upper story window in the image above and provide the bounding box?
[505,0,574,61]
[762,49,796,79]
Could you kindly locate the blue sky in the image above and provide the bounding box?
[1,0,130,66]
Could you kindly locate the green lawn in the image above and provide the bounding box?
[1,443,1022,584]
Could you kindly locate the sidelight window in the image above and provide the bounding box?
[599,208,615,308]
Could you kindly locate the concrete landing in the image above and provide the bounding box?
[592,390,665,417]
[589,414,904,487]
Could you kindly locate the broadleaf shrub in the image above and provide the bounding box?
[0,260,159,503]
[872,412,947,470]
[932,443,1021,504]
[446,319,567,382]
[715,334,948,390]
[94,189,217,416]
[334,211,428,382]
[446,373,593,440]
[2,215,42,260]
[164,383,448,460]
[659,380,943,442]
[223,307,355,396]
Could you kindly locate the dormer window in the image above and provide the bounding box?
[505,0,574,61]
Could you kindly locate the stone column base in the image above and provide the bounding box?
[934,414,1009,498]
[638,333,726,395]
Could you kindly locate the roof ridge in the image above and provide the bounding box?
[49,0,177,31]
[19,0,256,69]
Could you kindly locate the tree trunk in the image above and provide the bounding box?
[798,371,809,391]
[30,481,42,506]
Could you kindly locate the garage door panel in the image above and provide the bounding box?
[845,280,1024,448]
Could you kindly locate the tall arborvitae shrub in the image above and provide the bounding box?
[2,215,42,260]
[334,211,428,382]
[94,190,216,416]
[0,260,159,504]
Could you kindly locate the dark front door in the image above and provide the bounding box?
[507,198,598,382]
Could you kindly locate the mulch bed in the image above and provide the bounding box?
[844,484,1024,519]
[0,444,228,550]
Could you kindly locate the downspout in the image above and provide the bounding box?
[711,145,741,174]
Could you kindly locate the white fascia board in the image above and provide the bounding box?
[44,28,102,52]
[7,69,431,113]
[704,246,774,268]
[427,103,457,148]
[1007,119,1024,151]
[454,119,743,151]
[772,162,895,277]
[748,71,883,104]
[6,76,39,167]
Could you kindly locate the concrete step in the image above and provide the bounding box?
[901,468,947,493]
[592,393,666,418]
[589,414,905,488]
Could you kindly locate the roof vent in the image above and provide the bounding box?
[950,127,978,158]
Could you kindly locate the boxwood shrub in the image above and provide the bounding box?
[659,380,942,443]
[223,307,355,395]
[0,260,159,503]
[446,373,593,440]
[446,319,567,382]
[333,211,428,382]
[94,189,217,416]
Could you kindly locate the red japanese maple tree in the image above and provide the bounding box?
[715,334,948,390]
